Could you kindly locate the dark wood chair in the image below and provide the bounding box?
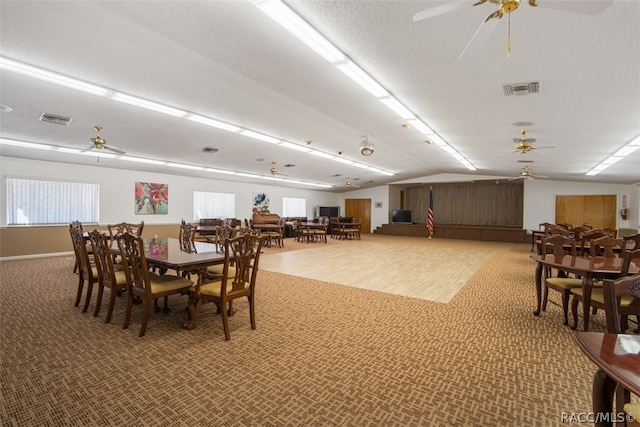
[623,233,640,252]
[107,221,144,248]
[590,236,624,258]
[117,232,193,337]
[579,228,613,255]
[87,229,128,323]
[69,222,98,313]
[190,234,266,340]
[602,268,640,424]
[541,235,584,325]
[261,217,286,247]
[179,219,198,253]
[571,247,639,331]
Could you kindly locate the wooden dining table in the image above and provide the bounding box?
[575,332,640,426]
[530,254,640,331]
[142,237,226,330]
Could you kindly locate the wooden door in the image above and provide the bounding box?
[345,199,371,234]
[555,195,616,230]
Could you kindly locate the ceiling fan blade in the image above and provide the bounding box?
[507,176,522,181]
[459,17,499,58]
[536,0,613,15]
[81,145,96,153]
[533,175,548,179]
[104,145,126,155]
[533,145,557,150]
[413,0,469,22]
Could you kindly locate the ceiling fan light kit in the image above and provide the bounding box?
[359,135,374,156]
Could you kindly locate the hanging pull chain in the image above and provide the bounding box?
[507,12,512,57]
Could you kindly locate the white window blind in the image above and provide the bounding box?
[6,177,99,225]
[193,191,235,220]
[282,197,306,217]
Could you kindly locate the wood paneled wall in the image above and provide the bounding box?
[555,195,616,230]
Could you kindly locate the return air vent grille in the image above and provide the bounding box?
[501,81,540,97]
[39,113,72,126]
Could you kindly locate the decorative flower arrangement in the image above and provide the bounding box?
[135,182,168,215]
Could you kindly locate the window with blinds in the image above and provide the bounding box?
[193,191,235,220]
[6,177,99,225]
[282,197,306,217]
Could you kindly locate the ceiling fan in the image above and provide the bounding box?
[508,165,547,181]
[344,177,360,188]
[413,0,614,57]
[269,161,288,177]
[503,129,557,155]
[82,126,125,154]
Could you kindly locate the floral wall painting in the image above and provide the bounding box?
[135,182,168,215]
[252,192,270,212]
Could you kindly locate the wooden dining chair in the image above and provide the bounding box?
[570,248,640,331]
[179,219,198,253]
[69,224,100,313]
[540,235,584,325]
[117,232,194,337]
[590,236,624,258]
[87,229,128,323]
[190,234,266,340]
[107,221,144,248]
[623,233,640,252]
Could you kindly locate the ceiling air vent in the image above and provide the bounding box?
[501,81,540,97]
[39,113,72,126]
[201,146,219,153]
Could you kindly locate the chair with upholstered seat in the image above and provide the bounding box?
[179,219,198,253]
[578,228,612,255]
[69,223,99,312]
[541,234,584,325]
[117,232,194,337]
[602,269,640,424]
[87,229,128,323]
[570,247,639,331]
[261,217,286,247]
[312,216,329,243]
[623,233,640,251]
[107,221,144,248]
[190,233,266,340]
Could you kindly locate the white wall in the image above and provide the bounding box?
[0,157,339,226]
[523,179,640,232]
[3,156,638,234]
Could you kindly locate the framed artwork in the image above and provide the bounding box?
[135,182,168,215]
[252,192,270,212]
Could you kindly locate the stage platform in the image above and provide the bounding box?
[374,223,529,243]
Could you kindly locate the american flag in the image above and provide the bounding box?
[427,187,434,237]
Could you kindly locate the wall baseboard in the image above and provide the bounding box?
[0,251,74,262]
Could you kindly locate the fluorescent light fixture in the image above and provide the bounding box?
[111,92,187,118]
[380,171,395,176]
[629,135,640,146]
[57,147,82,153]
[351,163,369,169]
[280,141,311,152]
[286,179,303,184]
[0,138,53,150]
[462,162,476,171]
[336,61,388,98]
[368,167,382,173]
[379,96,415,120]
[334,157,354,165]
[262,176,285,182]
[237,172,262,178]
[166,162,204,170]
[0,56,110,97]
[406,119,434,135]
[205,168,236,175]
[251,0,345,64]
[614,145,640,157]
[452,152,465,161]
[78,151,117,159]
[187,114,241,132]
[309,150,335,160]
[441,145,457,154]
[427,134,447,146]
[602,156,623,165]
[120,156,167,165]
[240,130,281,144]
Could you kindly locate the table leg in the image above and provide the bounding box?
[593,369,616,427]
[534,261,543,316]
[582,276,594,331]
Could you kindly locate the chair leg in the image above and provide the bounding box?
[139,299,152,337]
[570,295,579,330]
[82,282,94,313]
[249,295,256,330]
[104,288,117,324]
[560,291,570,326]
[163,295,170,313]
[74,275,84,307]
[542,285,549,311]
[93,284,104,317]
[221,303,231,340]
[123,291,134,330]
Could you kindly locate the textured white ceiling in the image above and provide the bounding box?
[1,0,638,191]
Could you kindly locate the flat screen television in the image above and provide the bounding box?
[391,209,412,224]
[317,206,340,218]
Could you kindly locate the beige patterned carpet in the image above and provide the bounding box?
[0,234,633,426]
